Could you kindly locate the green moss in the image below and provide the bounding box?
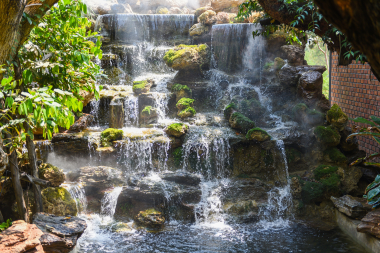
[173,147,183,166]
[292,103,308,115]
[178,107,196,117]
[141,208,161,217]
[133,80,148,92]
[230,112,255,133]
[324,147,347,163]
[301,181,324,203]
[314,126,340,146]
[171,84,191,93]
[156,7,169,14]
[224,102,237,118]
[274,57,285,70]
[142,106,152,115]
[240,99,261,111]
[176,98,194,108]
[314,165,339,180]
[163,44,208,67]
[327,104,347,121]
[246,127,268,138]
[264,61,274,70]
[168,123,188,132]
[246,127,271,141]
[101,128,123,147]
[42,187,77,216]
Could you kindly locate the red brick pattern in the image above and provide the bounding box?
[330,53,380,156]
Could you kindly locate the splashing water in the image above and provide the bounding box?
[67,183,88,214]
[100,187,123,218]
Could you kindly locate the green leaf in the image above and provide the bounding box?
[352,117,376,126]
[370,116,380,126]
[368,187,380,201]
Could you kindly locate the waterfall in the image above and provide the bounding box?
[100,187,123,217]
[124,96,139,126]
[257,140,293,230]
[67,183,88,214]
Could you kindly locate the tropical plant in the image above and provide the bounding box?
[348,115,380,208]
[0,219,12,232]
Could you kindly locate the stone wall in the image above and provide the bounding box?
[330,52,380,156]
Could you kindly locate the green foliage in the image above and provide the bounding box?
[305,44,329,98]
[327,104,348,121]
[0,219,12,232]
[0,0,103,148]
[101,128,123,147]
[314,165,338,180]
[314,126,340,145]
[142,106,152,115]
[323,147,347,163]
[173,147,183,166]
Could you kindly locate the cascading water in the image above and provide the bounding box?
[67,183,88,214]
[100,187,123,217]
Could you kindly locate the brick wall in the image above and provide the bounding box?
[330,52,380,156]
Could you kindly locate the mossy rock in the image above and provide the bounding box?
[141,106,156,117]
[135,208,165,229]
[229,112,255,134]
[240,99,264,119]
[301,165,341,203]
[323,147,347,164]
[176,98,194,110]
[178,107,196,118]
[274,57,285,70]
[101,128,124,147]
[156,7,169,14]
[41,187,77,216]
[224,102,237,119]
[314,126,341,147]
[172,84,192,102]
[133,80,153,95]
[198,10,217,25]
[163,44,210,71]
[38,163,65,187]
[164,123,189,137]
[173,147,183,167]
[293,103,324,127]
[246,128,271,142]
[326,104,348,131]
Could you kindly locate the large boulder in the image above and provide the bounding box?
[67,114,94,133]
[0,220,43,253]
[100,128,124,147]
[189,23,210,37]
[331,195,371,219]
[339,126,359,152]
[246,128,271,142]
[163,44,210,72]
[132,79,155,95]
[278,65,326,87]
[198,10,217,25]
[33,213,87,253]
[140,106,158,124]
[281,45,305,66]
[194,6,214,18]
[161,171,201,186]
[357,209,380,238]
[41,187,77,216]
[297,71,323,106]
[38,163,65,187]
[292,103,325,127]
[171,84,192,102]
[314,126,341,147]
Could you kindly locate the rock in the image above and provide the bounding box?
[42,187,78,216]
[239,98,264,120]
[132,79,154,95]
[38,163,65,187]
[163,44,210,71]
[314,126,341,147]
[216,12,230,24]
[337,166,363,194]
[111,3,133,13]
[229,112,255,134]
[178,107,196,118]
[323,147,347,164]
[331,195,370,219]
[67,114,94,133]
[51,132,98,155]
[298,71,323,106]
[278,65,326,87]
[327,104,349,131]
[357,209,380,238]
[194,6,214,18]
[292,103,325,127]
[176,98,194,110]
[156,6,169,14]
[169,7,183,14]
[339,126,359,152]
[224,103,237,119]
[164,123,189,137]
[109,99,125,129]
[281,45,305,66]
[171,84,192,102]
[33,213,87,253]
[101,128,124,147]
[273,57,285,70]
[0,220,43,253]
[246,128,271,142]
[79,89,94,107]
[140,106,158,124]
[211,0,246,13]
[161,171,201,186]
[189,23,210,37]
[68,166,123,199]
[198,10,217,25]
[135,208,165,229]
[291,177,302,199]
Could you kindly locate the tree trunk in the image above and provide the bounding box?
[314,0,380,80]
[9,147,29,222]
[24,123,43,213]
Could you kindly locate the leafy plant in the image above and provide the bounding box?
[348,114,380,208]
[0,219,12,232]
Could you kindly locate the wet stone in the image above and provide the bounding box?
[331,195,371,219]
